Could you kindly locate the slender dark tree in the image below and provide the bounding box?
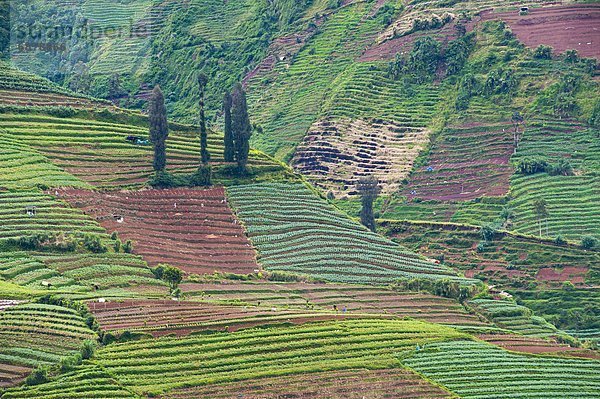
[149,85,169,171]
[357,176,380,232]
[223,92,235,162]
[0,0,9,59]
[198,73,210,164]
[231,83,252,174]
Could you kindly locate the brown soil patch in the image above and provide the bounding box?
[160,368,453,399]
[57,187,259,275]
[476,4,600,58]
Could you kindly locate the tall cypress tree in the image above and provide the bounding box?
[198,73,210,165]
[149,85,169,172]
[223,92,234,162]
[231,83,251,174]
[357,176,380,232]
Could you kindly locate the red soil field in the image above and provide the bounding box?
[160,368,453,399]
[0,364,31,389]
[57,187,259,275]
[536,266,587,284]
[476,4,600,59]
[359,22,459,62]
[179,281,489,328]
[402,123,514,201]
[479,334,600,359]
[88,299,352,337]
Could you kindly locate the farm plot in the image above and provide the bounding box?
[512,120,599,174]
[386,221,599,289]
[0,113,277,189]
[247,1,383,159]
[89,299,356,337]
[0,61,99,100]
[0,134,89,190]
[0,302,96,389]
[161,368,454,399]
[468,299,559,337]
[58,187,259,275]
[479,333,600,359]
[226,183,475,285]
[402,340,600,399]
[292,117,430,196]
[0,190,106,244]
[180,280,489,329]
[0,365,136,399]
[477,4,600,59]
[37,252,164,291]
[508,173,600,240]
[92,318,467,396]
[401,123,514,202]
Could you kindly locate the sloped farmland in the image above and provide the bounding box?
[477,4,600,59]
[57,187,258,275]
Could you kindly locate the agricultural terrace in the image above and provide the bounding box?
[508,173,600,240]
[226,183,475,285]
[0,134,89,190]
[179,280,489,329]
[477,4,600,59]
[514,289,600,344]
[385,221,599,289]
[0,365,136,399]
[402,340,600,399]
[57,187,259,275]
[0,113,280,189]
[0,251,166,296]
[36,252,164,293]
[89,299,359,337]
[0,190,106,245]
[479,333,600,358]
[468,299,559,337]
[246,1,386,159]
[0,62,107,108]
[400,122,514,202]
[0,302,96,388]
[160,368,454,399]
[87,319,466,396]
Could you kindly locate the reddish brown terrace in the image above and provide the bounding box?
[57,187,259,275]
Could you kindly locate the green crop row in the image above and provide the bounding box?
[227,182,475,285]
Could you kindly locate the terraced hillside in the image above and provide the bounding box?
[227,183,475,285]
[179,280,489,329]
[0,62,110,110]
[57,187,259,275]
[386,221,599,289]
[89,299,358,337]
[160,368,454,399]
[2,318,466,397]
[0,113,280,189]
[400,122,514,201]
[0,302,96,388]
[402,340,600,399]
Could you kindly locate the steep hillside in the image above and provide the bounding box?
[1,1,600,398]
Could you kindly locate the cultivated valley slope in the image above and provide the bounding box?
[0,0,599,398]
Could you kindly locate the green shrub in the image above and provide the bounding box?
[533,45,552,60]
[189,165,212,186]
[83,234,108,253]
[81,339,96,360]
[581,235,598,250]
[25,366,49,386]
[123,240,134,253]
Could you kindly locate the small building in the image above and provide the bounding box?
[26,206,37,217]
